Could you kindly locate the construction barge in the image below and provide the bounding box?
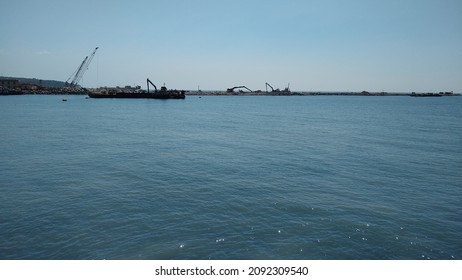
[88,79,186,99]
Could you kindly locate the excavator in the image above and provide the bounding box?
[226,86,253,93]
[266,82,291,93]
[146,78,185,99]
[147,78,158,93]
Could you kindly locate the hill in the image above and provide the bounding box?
[0,76,66,88]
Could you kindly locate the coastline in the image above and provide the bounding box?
[1,89,459,97]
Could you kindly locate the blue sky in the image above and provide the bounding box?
[1,0,461,92]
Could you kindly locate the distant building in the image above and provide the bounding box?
[0,79,19,89]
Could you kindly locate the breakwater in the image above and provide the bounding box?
[186,91,458,97]
[1,88,458,97]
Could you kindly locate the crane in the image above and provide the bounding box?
[265,82,274,92]
[66,47,99,87]
[226,86,253,93]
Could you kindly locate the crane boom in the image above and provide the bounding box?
[68,47,99,87]
[69,56,88,86]
[66,56,87,85]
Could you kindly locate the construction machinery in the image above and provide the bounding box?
[226,86,253,93]
[265,82,291,93]
[66,47,99,87]
[88,78,185,99]
[146,78,158,93]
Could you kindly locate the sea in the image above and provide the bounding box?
[0,94,461,260]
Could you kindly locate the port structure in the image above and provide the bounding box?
[226,86,253,93]
[66,47,99,88]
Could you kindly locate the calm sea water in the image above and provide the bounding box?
[0,94,461,260]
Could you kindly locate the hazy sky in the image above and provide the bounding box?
[1,0,461,92]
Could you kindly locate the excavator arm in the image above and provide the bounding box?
[147,78,158,93]
[226,86,253,93]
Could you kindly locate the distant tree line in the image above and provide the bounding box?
[0,76,66,88]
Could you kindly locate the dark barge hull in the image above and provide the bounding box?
[0,92,23,96]
[88,92,185,99]
[410,94,442,97]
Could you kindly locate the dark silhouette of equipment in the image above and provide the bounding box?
[146,78,158,93]
[147,78,172,95]
[265,82,291,93]
[226,86,253,93]
[66,47,99,88]
[88,78,185,99]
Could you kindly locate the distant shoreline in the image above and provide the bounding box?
[1,90,460,97]
[188,91,417,96]
[1,77,459,96]
[186,91,461,97]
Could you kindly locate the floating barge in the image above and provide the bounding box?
[410,92,442,97]
[88,78,186,99]
[88,90,185,99]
